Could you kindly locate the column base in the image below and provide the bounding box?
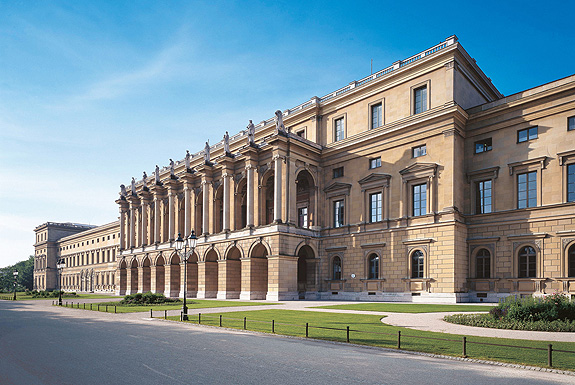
[217,291,240,299]
[197,291,217,299]
[266,291,298,301]
[240,291,267,300]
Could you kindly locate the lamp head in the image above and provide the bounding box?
[175,233,184,251]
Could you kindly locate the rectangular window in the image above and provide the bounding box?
[517,171,537,209]
[333,167,344,179]
[412,144,427,158]
[334,200,344,228]
[568,164,575,202]
[517,126,538,143]
[568,116,575,131]
[298,207,308,228]
[371,103,382,129]
[475,180,492,214]
[334,118,345,142]
[474,138,492,154]
[414,86,427,114]
[412,183,427,216]
[369,157,381,169]
[369,192,382,223]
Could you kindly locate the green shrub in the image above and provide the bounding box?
[497,293,575,322]
[120,291,180,305]
[444,313,575,332]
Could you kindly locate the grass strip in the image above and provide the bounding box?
[311,303,495,313]
[61,299,275,313]
[167,309,575,371]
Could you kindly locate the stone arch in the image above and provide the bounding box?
[219,245,242,299]
[296,245,317,298]
[185,251,199,298]
[142,255,151,292]
[155,254,166,295]
[243,242,269,300]
[214,184,224,233]
[294,240,318,259]
[515,243,538,278]
[224,243,244,260]
[260,169,275,225]
[200,248,219,298]
[130,259,139,294]
[234,177,248,230]
[118,260,127,295]
[169,253,181,297]
[295,169,316,228]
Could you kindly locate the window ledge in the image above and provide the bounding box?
[359,278,386,282]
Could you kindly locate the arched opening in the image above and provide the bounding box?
[295,170,315,228]
[142,257,151,292]
[367,254,379,279]
[411,250,424,278]
[518,246,536,278]
[195,191,203,235]
[235,179,247,229]
[262,173,274,225]
[130,259,139,294]
[220,246,241,299]
[332,256,342,280]
[248,244,268,299]
[155,255,165,295]
[297,245,316,299]
[475,248,491,279]
[169,254,181,297]
[203,249,219,298]
[214,185,224,233]
[186,252,198,297]
[569,244,575,277]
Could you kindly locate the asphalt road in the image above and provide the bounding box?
[0,300,573,385]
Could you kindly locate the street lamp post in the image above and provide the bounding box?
[175,229,197,321]
[56,259,66,306]
[13,271,18,301]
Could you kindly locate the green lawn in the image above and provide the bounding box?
[166,309,575,371]
[59,299,275,313]
[311,303,495,313]
[1,292,121,301]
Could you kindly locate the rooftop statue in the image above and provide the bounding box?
[131,177,136,194]
[169,159,175,177]
[119,184,127,198]
[155,165,161,184]
[185,150,191,170]
[247,120,255,146]
[204,141,210,164]
[274,110,286,134]
[224,131,230,155]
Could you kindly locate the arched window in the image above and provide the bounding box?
[368,254,379,279]
[411,250,424,278]
[568,244,575,277]
[332,256,342,280]
[476,249,491,279]
[518,246,536,278]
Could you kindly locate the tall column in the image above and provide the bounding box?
[154,197,160,243]
[274,155,283,223]
[168,191,175,241]
[129,204,135,248]
[184,185,191,236]
[117,202,128,250]
[141,198,148,246]
[246,165,254,227]
[202,180,209,235]
[223,173,230,231]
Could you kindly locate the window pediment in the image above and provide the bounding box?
[324,182,352,198]
[399,162,438,180]
[507,156,549,175]
[358,173,391,189]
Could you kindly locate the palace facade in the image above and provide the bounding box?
[34,36,575,302]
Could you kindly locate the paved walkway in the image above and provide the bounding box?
[15,298,575,342]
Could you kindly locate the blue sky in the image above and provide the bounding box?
[1,0,574,267]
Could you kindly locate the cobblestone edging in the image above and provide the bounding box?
[152,317,575,377]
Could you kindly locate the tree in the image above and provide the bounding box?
[0,256,34,292]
